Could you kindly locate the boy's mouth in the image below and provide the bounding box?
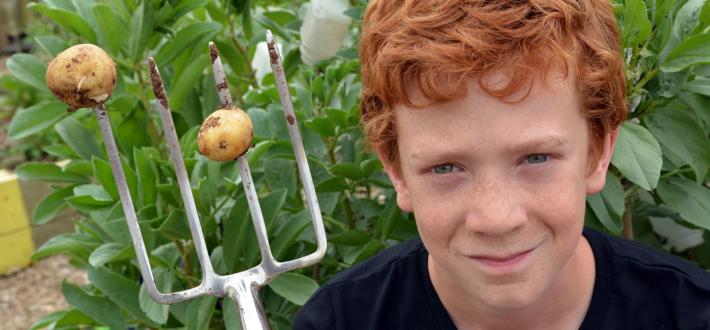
[468,246,538,273]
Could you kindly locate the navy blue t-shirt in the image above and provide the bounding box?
[293,227,710,329]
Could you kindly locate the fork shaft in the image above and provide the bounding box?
[227,282,271,330]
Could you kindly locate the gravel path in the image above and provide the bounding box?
[0,255,87,330]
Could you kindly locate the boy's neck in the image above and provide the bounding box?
[430,236,596,330]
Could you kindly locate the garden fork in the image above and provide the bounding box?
[90,30,327,329]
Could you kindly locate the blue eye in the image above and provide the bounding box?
[526,154,549,164]
[433,164,455,174]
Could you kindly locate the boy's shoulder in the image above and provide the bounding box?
[582,227,710,330]
[325,238,424,286]
[292,238,456,330]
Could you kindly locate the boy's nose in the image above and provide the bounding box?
[462,177,527,237]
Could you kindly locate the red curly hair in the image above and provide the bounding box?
[359,0,627,169]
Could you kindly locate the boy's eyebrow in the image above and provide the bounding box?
[408,135,569,162]
[505,135,568,154]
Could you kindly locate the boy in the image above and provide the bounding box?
[294,0,710,329]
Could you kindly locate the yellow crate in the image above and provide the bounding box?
[0,170,35,274]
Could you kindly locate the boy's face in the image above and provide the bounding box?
[388,73,615,311]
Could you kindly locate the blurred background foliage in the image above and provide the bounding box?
[0,0,708,328]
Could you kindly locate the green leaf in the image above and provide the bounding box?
[8,101,66,140]
[222,300,243,330]
[16,162,89,183]
[661,34,710,73]
[702,0,710,24]
[622,0,652,47]
[610,122,662,190]
[343,7,363,20]
[29,3,97,43]
[128,0,153,60]
[262,188,289,229]
[247,140,276,164]
[330,163,361,179]
[157,210,191,240]
[264,159,297,199]
[44,143,80,159]
[316,176,349,192]
[34,35,69,57]
[169,54,209,111]
[134,148,158,207]
[88,266,157,326]
[62,281,125,329]
[360,158,382,179]
[379,198,401,240]
[305,117,337,137]
[672,0,705,41]
[151,243,180,268]
[93,4,123,55]
[271,210,312,260]
[210,246,228,275]
[657,177,710,230]
[56,116,103,160]
[354,240,385,265]
[139,267,172,324]
[328,229,370,246]
[32,185,75,225]
[646,105,710,180]
[64,159,93,176]
[586,172,624,234]
[267,272,319,306]
[684,78,710,96]
[33,233,100,261]
[88,243,133,267]
[93,157,119,200]
[72,184,114,204]
[185,296,216,330]
[30,309,95,330]
[6,53,50,92]
[155,22,221,66]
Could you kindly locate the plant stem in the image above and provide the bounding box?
[323,214,349,230]
[660,167,694,180]
[227,12,259,88]
[622,207,633,240]
[342,193,356,229]
[312,264,320,282]
[634,68,659,93]
[175,240,196,287]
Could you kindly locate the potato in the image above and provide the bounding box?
[198,107,253,161]
[45,44,116,111]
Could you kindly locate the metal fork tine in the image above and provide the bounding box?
[92,104,160,294]
[209,42,233,108]
[265,31,327,271]
[208,42,276,266]
[148,58,215,279]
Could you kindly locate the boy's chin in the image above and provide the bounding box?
[472,283,547,312]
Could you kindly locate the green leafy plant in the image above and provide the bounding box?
[4,0,710,329]
[7,0,408,329]
[585,0,710,264]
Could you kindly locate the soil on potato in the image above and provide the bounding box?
[0,255,87,330]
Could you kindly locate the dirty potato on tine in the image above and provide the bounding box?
[197,107,253,161]
[45,44,116,111]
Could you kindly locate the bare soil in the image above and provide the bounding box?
[0,255,87,330]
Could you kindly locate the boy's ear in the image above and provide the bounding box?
[586,128,619,195]
[384,164,414,212]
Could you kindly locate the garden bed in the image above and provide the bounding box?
[0,255,86,330]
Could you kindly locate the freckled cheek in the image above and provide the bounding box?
[410,193,464,250]
[525,179,587,229]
